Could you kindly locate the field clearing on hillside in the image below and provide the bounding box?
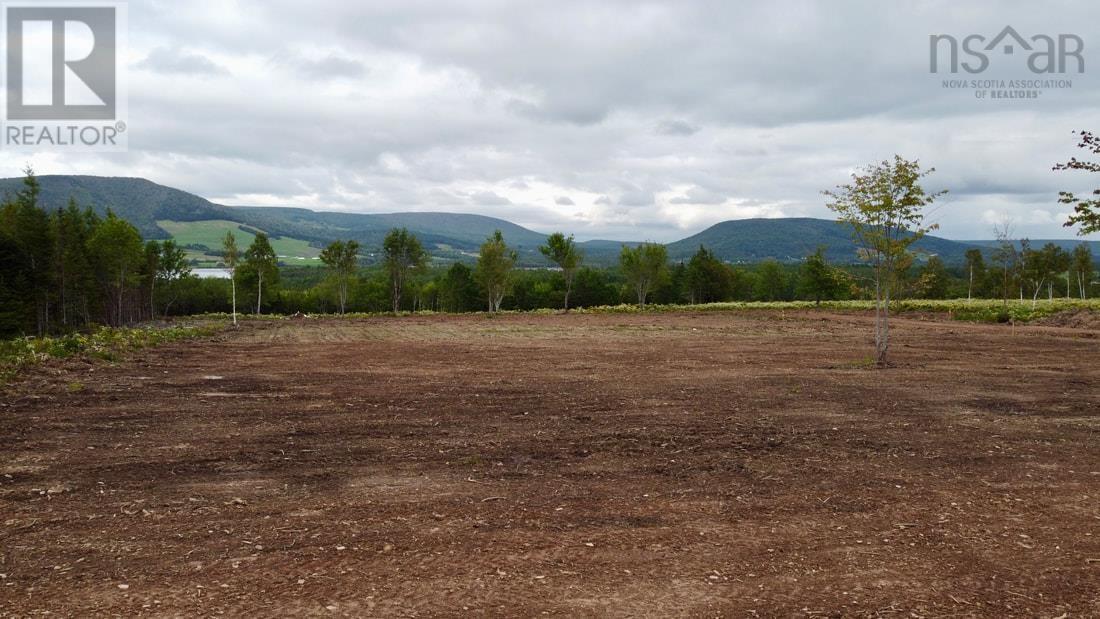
[156,219,322,264]
[1,311,1099,617]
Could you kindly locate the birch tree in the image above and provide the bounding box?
[382,229,425,313]
[963,248,985,301]
[243,233,278,315]
[1020,241,1068,308]
[539,232,582,310]
[321,239,361,313]
[620,242,668,308]
[475,230,516,312]
[222,231,239,325]
[1072,243,1094,299]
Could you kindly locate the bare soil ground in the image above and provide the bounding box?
[2,311,1099,618]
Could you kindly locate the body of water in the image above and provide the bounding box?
[193,268,232,279]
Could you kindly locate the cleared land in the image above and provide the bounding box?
[156,219,322,265]
[1,311,1099,617]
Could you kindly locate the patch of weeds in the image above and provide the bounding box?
[1,323,222,383]
[89,349,118,361]
[841,356,878,369]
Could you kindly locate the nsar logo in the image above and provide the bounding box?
[930,25,1084,74]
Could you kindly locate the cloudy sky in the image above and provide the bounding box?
[6,0,1100,241]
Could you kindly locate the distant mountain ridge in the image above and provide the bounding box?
[1,175,1093,265]
[667,217,981,264]
[0,175,554,262]
[0,175,230,237]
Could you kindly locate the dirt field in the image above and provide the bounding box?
[2,311,1099,617]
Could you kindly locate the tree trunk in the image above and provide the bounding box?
[875,277,889,367]
[117,271,126,326]
[256,272,263,315]
[59,261,67,327]
[231,273,237,326]
[392,272,402,314]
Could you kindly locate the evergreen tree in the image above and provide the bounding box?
[754,260,787,301]
[799,247,841,305]
[87,212,144,326]
[570,267,619,308]
[51,200,98,327]
[156,239,191,317]
[1,169,55,333]
[685,245,733,304]
[439,262,480,312]
[915,256,949,299]
[0,229,32,336]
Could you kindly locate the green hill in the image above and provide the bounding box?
[667,217,979,264]
[3,175,1089,267]
[0,175,230,238]
[156,219,322,266]
[231,206,549,253]
[0,175,554,263]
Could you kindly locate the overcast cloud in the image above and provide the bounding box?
[5,0,1100,241]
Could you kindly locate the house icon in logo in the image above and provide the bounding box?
[984,26,1032,55]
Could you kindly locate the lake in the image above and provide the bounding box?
[193,268,232,279]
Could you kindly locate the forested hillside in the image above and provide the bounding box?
[0,175,1016,266]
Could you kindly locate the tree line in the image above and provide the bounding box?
[223,227,1094,320]
[2,133,1097,340]
[0,170,193,337]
